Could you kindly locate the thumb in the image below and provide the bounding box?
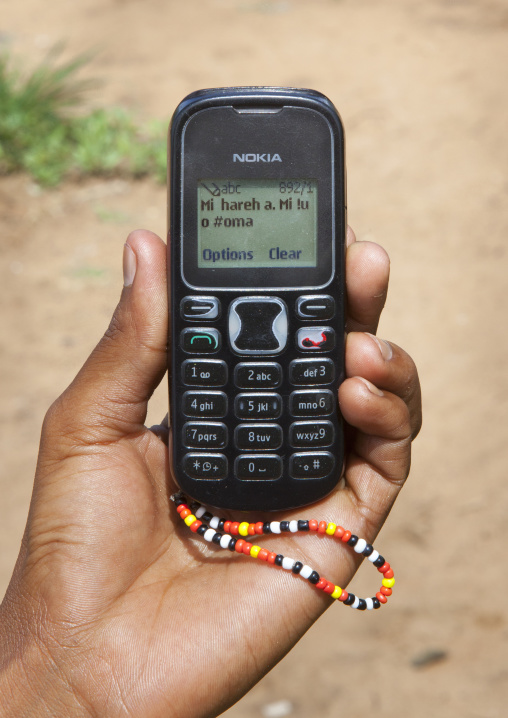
[44,229,168,449]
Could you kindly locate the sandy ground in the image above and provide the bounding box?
[1,0,508,716]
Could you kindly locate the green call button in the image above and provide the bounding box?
[181,328,221,354]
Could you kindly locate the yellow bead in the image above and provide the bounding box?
[326,522,337,535]
[331,585,342,599]
[250,545,261,558]
[238,521,250,537]
[382,577,395,588]
[184,514,196,527]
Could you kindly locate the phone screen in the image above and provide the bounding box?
[197,178,318,269]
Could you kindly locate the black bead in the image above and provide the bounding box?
[275,554,284,566]
[292,561,303,574]
[197,525,207,536]
[363,544,374,557]
[190,501,200,512]
[280,521,290,531]
[372,598,381,609]
[373,555,385,568]
[218,519,226,531]
[263,521,272,534]
[357,599,367,610]
[212,532,222,545]
[308,571,320,585]
[174,494,186,506]
[344,593,355,605]
[297,520,309,531]
[228,538,237,551]
[202,511,213,523]
[347,535,359,547]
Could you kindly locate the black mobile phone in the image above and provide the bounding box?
[168,87,346,511]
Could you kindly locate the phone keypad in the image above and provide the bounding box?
[179,293,339,486]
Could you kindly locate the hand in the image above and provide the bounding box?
[0,227,421,718]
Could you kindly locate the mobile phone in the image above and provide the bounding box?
[168,87,346,511]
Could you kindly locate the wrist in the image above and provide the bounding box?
[0,596,89,718]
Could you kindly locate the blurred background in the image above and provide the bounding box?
[1,1,507,716]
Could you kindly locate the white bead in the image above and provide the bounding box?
[220,534,232,549]
[195,506,206,518]
[270,521,281,534]
[365,598,374,610]
[351,596,360,609]
[209,516,219,529]
[204,528,215,542]
[300,565,313,579]
[282,557,295,570]
[368,550,379,563]
[354,538,367,554]
[289,520,298,533]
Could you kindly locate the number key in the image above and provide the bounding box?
[289,390,334,417]
[234,362,282,389]
[235,393,282,420]
[182,391,227,418]
[182,359,227,387]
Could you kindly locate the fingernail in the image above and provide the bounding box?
[123,243,137,287]
[357,377,384,397]
[367,333,392,361]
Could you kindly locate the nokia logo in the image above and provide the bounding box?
[233,153,282,163]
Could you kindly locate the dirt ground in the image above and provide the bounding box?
[1,0,508,716]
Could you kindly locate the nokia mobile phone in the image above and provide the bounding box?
[168,87,346,511]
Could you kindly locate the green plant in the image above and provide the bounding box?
[0,48,166,186]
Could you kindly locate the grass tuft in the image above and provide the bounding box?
[0,48,166,186]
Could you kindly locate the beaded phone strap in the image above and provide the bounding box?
[172,493,395,610]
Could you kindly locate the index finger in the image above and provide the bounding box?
[345,227,390,335]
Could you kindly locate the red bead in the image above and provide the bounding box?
[255,522,264,535]
[318,521,327,534]
[376,592,388,604]
[334,526,345,538]
[258,549,269,561]
[323,581,335,594]
[341,530,352,542]
[235,540,245,553]
[378,562,390,573]
[248,524,256,536]
[224,521,231,533]
[189,521,201,532]
[267,552,277,564]
[176,503,188,514]
[383,569,394,579]
[180,508,191,519]
[339,590,348,602]
[380,586,392,596]
[316,578,327,590]
[309,520,318,531]
[230,522,240,535]
[242,542,252,555]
